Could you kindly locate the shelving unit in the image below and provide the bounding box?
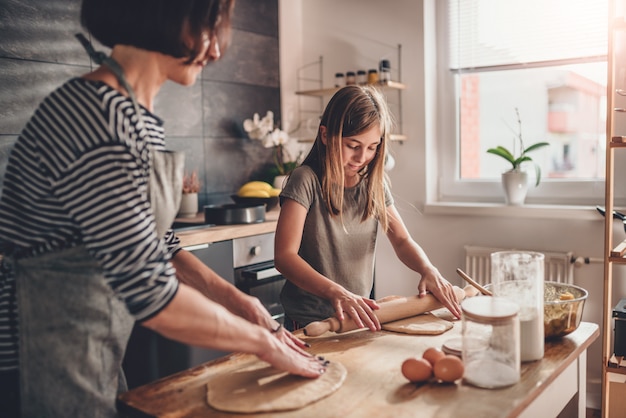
[294,45,406,143]
[602,2,626,415]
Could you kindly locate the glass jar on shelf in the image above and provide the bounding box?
[345,71,356,85]
[334,72,345,88]
[367,69,379,84]
[379,59,391,83]
[357,70,367,85]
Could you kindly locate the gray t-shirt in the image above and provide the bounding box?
[279,165,393,325]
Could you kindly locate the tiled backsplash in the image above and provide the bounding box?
[0,0,281,208]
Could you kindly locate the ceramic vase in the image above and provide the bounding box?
[178,193,198,218]
[501,170,528,205]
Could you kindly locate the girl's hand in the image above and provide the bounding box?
[417,268,462,319]
[330,289,381,331]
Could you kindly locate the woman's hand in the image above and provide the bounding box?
[256,329,328,378]
[329,288,381,331]
[417,267,462,319]
[235,292,312,355]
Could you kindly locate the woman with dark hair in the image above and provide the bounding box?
[275,85,462,332]
[0,1,325,416]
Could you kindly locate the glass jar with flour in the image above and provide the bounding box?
[462,296,520,388]
[491,251,545,361]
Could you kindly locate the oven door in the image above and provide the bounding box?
[236,260,285,323]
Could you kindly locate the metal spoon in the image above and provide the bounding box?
[456,268,493,296]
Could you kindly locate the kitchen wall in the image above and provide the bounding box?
[0,0,282,207]
[279,0,626,409]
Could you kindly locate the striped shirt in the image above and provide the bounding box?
[0,78,181,371]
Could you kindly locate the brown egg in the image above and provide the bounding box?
[422,347,446,367]
[401,357,433,383]
[433,355,464,382]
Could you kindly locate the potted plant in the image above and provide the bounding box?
[486,108,549,205]
[178,170,200,217]
[243,111,302,189]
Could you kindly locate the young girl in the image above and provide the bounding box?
[274,85,462,332]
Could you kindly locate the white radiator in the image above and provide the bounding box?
[464,245,574,286]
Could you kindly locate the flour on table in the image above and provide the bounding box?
[206,360,347,413]
[382,313,454,335]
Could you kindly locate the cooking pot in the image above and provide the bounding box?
[204,204,265,225]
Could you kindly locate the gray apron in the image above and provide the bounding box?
[15,149,183,417]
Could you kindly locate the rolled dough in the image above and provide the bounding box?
[382,313,453,335]
[206,360,347,413]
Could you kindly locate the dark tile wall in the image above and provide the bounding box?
[0,0,280,206]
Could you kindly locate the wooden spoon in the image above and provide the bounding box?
[456,268,493,296]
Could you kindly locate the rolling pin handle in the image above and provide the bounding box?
[303,318,339,337]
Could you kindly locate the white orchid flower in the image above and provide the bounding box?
[273,129,290,146]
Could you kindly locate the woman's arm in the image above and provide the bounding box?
[170,249,310,353]
[274,198,380,330]
[142,283,325,378]
[384,204,462,318]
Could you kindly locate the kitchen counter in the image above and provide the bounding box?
[174,208,280,247]
[117,316,599,418]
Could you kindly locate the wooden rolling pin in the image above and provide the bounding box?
[303,285,474,337]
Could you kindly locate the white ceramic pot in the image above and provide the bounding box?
[501,170,528,205]
[178,193,198,218]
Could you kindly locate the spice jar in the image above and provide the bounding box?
[334,72,345,88]
[345,71,356,85]
[357,70,367,85]
[367,69,379,84]
[379,59,391,83]
[462,296,520,389]
[491,251,545,361]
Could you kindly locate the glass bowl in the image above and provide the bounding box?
[482,281,588,339]
[543,281,588,339]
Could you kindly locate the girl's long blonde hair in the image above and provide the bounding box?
[301,85,393,231]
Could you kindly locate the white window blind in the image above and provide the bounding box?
[448,0,608,72]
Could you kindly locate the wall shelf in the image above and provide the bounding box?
[295,80,407,97]
[294,45,406,143]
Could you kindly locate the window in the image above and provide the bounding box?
[436,0,614,206]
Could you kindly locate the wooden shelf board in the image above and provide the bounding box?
[611,238,626,257]
[296,80,406,97]
[606,359,626,375]
[611,136,626,146]
[297,133,407,143]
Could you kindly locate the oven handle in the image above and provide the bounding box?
[242,266,282,281]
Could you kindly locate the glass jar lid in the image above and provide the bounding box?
[462,296,519,323]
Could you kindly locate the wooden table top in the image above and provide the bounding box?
[117,316,599,418]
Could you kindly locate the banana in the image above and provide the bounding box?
[268,188,281,197]
[237,181,273,196]
[243,181,273,191]
[238,189,271,198]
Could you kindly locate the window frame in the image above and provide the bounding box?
[433,0,624,207]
